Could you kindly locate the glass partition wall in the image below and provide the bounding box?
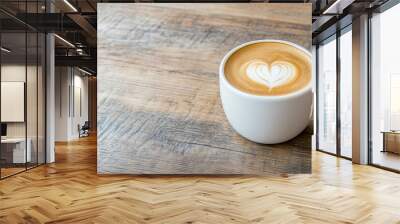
[370,3,400,171]
[0,30,27,177]
[0,4,46,179]
[316,26,352,159]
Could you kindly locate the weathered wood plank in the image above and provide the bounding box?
[98,3,312,174]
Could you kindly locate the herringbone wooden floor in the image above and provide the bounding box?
[1,135,400,224]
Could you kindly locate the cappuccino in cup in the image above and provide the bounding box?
[219,40,312,144]
[224,42,311,96]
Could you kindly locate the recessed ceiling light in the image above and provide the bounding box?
[323,0,355,15]
[54,34,75,48]
[1,47,11,53]
[78,67,93,76]
[63,0,78,12]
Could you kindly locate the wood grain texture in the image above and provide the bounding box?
[97,3,312,174]
[1,136,400,223]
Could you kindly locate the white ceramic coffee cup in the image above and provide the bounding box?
[219,39,312,144]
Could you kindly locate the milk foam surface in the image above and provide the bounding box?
[245,60,296,90]
[224,42,311,96]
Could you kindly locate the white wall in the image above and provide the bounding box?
[70,73,89,138]
[1,82,25,122]
[54,67,89,141]
[1,65,27,141]
[1,63,46,164]
[1,65,39,138]
[55,66,69,141]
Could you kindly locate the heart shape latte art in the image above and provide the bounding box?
[245,60,296,89]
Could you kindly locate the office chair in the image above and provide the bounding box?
[79,121,90,138]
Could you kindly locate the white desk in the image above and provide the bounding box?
[1,138,31,163]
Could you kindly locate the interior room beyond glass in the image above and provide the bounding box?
[0,2,46,179]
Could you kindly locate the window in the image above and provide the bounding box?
[317,36,337,154]
[340,28,352,158]
[370,2,400,171]
[389,74,400,130]
[316,26,353,159]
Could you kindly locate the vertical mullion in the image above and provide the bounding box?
[316,44,320,150]
[367,11,373,165]
[0,25,2,179]
[60,68,62,117]
[25,0,28,171]
[72,68,75,118]
[36,0,39,167]
[44,0,47,164]
[336,29,341,157]
[69,69,71,118]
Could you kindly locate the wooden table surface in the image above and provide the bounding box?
[98,3,312,175]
